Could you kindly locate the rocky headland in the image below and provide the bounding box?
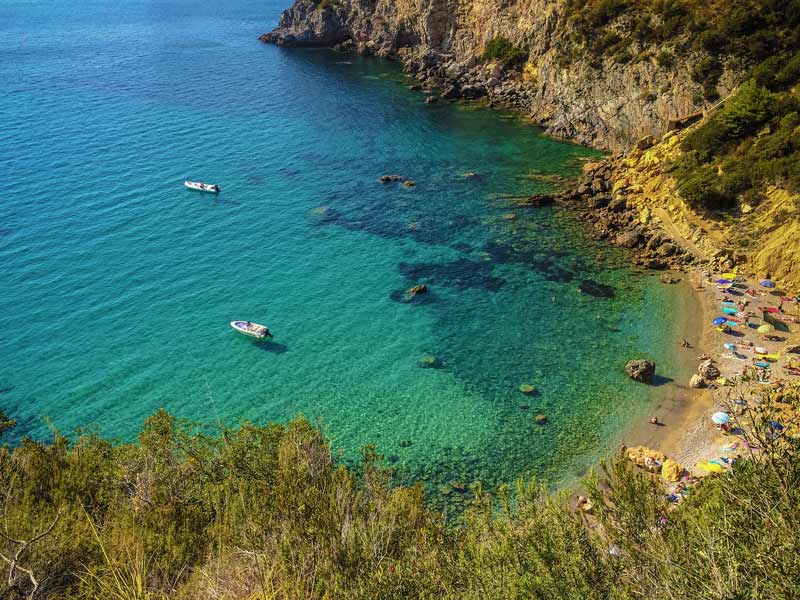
[261,0,738,151]
[262,0,800,290]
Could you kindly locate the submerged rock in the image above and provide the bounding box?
[418,355,442,369]
[405,284,427,299]
[403,180,416,188]
[578,279,615,298]
[519,384,536,394]
[378,174,403,184]
[625,359,656,384]
[534,414,548,425]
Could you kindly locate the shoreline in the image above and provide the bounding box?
[620,269,716,464]
[618,268,800,479]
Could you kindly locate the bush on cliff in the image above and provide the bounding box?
[482,36,527,67]
[562,0,800,99]
[672,77,800,210]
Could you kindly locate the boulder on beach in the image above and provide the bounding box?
[625,359,656,384]
[689,374,706,388]
[698,359,720,380]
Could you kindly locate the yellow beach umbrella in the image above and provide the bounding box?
[721,272,737,280]
[757,324,773,334]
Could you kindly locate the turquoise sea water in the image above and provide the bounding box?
[1,0,683,504]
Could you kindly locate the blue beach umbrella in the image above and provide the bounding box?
[768,421,784,431]
[711,412,730,425]
[761,279,776,288]
[716,278,731,284]
[712,317,727,326]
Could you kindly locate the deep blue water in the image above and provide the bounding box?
[0,0,683,505]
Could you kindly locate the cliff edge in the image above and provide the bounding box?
[261,0,738,151]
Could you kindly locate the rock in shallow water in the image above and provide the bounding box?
[418,355,443,369]
[689,374,706,388]
[625,359,656,384]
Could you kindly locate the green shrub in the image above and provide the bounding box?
[482,36,527,66]
[613,50,633,64]
[656,49,675,69]
[676,164,736,210]
[776,53,800,88]
[717,79,772,138]
[3,382,800,599]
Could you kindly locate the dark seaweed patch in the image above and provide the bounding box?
[399,259,505,291]
[483,241,575,283]
[578,279,615,298]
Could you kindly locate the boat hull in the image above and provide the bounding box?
[185,181,220,193]
[230,321,270,340]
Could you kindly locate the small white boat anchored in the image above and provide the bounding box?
[185,180,220,193]
[231,320,272,340]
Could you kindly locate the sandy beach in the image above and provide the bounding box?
[621,268,800,476]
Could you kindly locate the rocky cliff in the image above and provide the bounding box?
[261,0,737,151]
[546,127,800,290]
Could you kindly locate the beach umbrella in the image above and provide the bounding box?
[712,317,727,326]
[711,412,730,425]
[768,421,784,431]
[761,279,776,288]
[757,324,773,334]
[716,278,731,284]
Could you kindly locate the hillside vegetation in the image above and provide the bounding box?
[562,0,800,99]
[1,384,800,599]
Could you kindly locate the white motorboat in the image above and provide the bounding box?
[185,180,220,193]
[231,320,272,340]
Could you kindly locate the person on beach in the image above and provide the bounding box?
[680,338,691,348]
[649,416,659,425]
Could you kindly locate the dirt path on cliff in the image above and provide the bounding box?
[653,207,709,262]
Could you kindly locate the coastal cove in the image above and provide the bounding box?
[2,0,691,502]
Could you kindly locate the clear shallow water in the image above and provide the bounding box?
[1,0,683,505]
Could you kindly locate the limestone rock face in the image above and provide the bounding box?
[261,0,736,151]
[625,359,656,384]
